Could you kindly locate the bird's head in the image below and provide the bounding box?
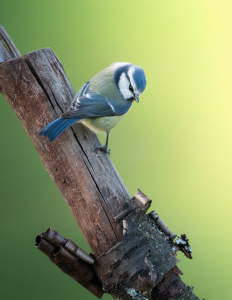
[113,62,147,103]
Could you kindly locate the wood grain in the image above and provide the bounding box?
[0,25,21,63]
[0,49,131,256]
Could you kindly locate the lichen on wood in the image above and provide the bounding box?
[94,190,179,300]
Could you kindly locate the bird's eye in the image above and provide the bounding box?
[129,84,134,92]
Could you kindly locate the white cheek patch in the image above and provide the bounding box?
[118,72,134,99]
[128,66,138,93]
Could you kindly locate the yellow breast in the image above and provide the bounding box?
[82,115,125,133]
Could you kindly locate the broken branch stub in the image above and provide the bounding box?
[0,25,20,63]
[149,210,173,237]
[36,229,103,299]
[43,227,95,264]
[134,188,152,207]
[36,235,55,257]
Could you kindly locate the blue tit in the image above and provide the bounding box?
[39,62,147,154]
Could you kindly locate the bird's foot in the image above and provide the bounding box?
[94,145,110,155]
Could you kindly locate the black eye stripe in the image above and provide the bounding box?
[129,84,134,92]
[128,84,136,102]
[126,71,135,94]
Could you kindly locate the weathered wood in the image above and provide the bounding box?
[149,210,173,237]
[42,227,95,264]
[94,193,179,300]
[0,49,131,256]
[0,25,20,63]
[36,230,103,298]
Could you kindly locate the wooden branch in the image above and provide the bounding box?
[149,210,173,237]
[36,228,103,298]
[0,25,20,62]
[0,25,201,300]
[42,227,95,264]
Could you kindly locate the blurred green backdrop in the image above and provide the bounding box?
[1,1,232,299]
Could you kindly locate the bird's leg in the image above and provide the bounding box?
[95,133,110,155]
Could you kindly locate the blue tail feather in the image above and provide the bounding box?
[39,117,79,141]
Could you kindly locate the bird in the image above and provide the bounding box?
[39,62,147,154]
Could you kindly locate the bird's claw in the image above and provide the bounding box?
[94,145,110,155]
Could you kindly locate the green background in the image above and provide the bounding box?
[1,1,232,299]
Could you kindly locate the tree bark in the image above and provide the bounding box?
[0,25,201,300]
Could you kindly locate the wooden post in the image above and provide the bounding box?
[0,25,201,300]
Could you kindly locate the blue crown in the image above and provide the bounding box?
[133,66,146,92]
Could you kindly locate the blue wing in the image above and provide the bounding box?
[62,82,132,120]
